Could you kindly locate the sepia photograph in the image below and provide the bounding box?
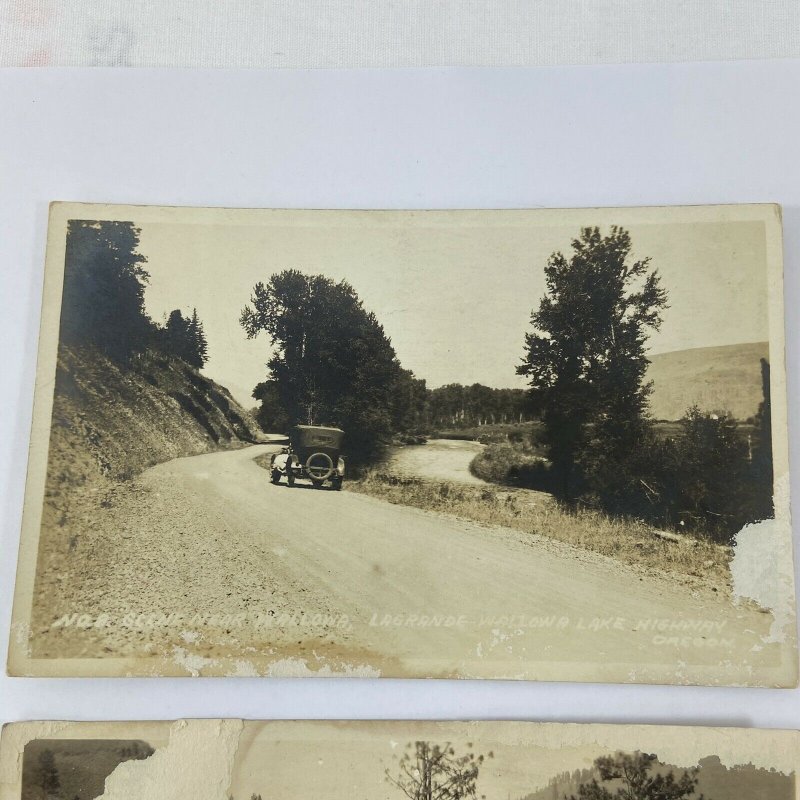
[1,720,798,800]
[7,202,795,682]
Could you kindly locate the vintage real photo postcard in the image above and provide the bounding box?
[1,720,799,800]
[7,202,795,682]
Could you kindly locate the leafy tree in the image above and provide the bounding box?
[392,369,428,433]
[60,220,154,361]
[386,741,490,800]
[241,270,406,461]
[426,384,466,427]
[251,379,291,433]
[569,752,703,800]
[35,748,60,796]
[518,226,668,502]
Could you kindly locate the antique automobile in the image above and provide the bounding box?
[269,425,346,490]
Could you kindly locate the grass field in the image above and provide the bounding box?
[347,470,731,593]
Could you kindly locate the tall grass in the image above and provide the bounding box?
[347,471,731,592]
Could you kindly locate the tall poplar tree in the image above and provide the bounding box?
[518,226,668,503]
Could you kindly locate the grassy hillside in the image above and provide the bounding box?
[47,344,260,487]
[646,341,769,421]
[36,345,262,582]
[22,739,155,800]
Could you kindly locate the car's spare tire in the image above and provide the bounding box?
[305,452,334,481]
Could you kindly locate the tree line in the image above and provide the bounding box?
[251,375,533,439]
[425,384,532,428]
[60,220,208,369]
[516,225,773,542]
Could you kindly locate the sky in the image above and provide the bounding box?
[131,208,771,406]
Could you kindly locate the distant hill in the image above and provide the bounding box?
[521,753,793,800]
[22,739,155,800]
[646,342,769,421]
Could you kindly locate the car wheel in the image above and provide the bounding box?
[311,479,324,489]
[271,470,282,484]
[305,452,334,482]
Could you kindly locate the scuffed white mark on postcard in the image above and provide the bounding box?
[99,719,243,800]
[10,620,31,646]
[171,646,216,676]
[730,475,795,641]
[228,659,259,676]
[265,657,380,677]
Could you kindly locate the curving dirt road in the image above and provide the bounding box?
[30,444,794,684]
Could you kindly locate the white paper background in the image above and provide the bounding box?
[1,1,799,68]
[1,62,799,727]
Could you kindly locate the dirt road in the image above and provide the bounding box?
[30,445,793,683]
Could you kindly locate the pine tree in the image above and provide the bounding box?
[60,220,154,362]
[385,741,490,800]
[163,308,208,368]
[189,308,209,368]
[569,752,702,800]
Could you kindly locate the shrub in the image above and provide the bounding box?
[474,408,770,545]
[470,442,554,490]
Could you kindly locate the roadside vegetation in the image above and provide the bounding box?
[345,224,772,584]
[510,225,772,545]
[469,406,771,546]
[346,471,730,592]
